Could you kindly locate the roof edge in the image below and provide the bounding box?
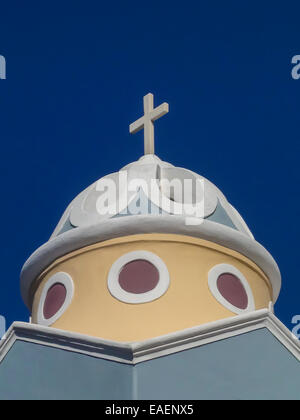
[20,216,281,308]
[1,310,298,365]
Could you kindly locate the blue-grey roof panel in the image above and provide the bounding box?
[0,328,298,400]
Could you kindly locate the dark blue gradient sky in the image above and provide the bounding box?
[0,1,299,332]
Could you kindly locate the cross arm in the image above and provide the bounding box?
[129,116,145,134]
[150,102,169,121]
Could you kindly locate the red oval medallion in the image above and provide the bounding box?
[43,283,67,319]
[119,260,159,294]
[217,273,248,310]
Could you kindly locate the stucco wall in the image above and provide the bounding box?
[31,234,272,342]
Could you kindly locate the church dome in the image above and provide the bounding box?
[21,152,281,308]
[20,93,281,342]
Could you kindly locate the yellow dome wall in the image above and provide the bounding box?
[31,234,272,342]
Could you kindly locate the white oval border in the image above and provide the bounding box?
[37,272,74,326]
[208,264,255,314]
[107,251,170,304]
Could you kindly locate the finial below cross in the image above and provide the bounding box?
[129,93,169,155]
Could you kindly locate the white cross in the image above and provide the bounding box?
[129,93,169,155]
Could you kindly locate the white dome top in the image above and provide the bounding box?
[51,154,254,240]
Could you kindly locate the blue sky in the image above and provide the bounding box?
[0,1,299,332]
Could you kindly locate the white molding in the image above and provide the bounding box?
[208,264,255,314]
[227,203,254,239]
[0,310,298,365]
[20,215,281,308]
[37,272,74,326]
[107,251,170,304]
